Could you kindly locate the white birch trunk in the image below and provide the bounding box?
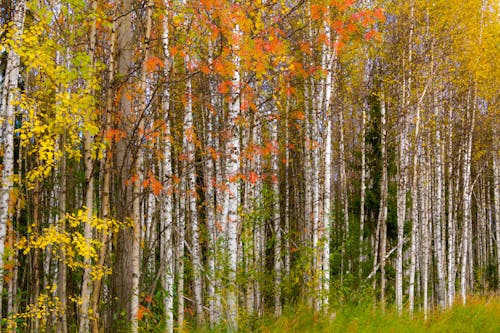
[183,55,204,323]
[253,117,264,316]
[177,176,186,331]
[271,114,282,317]
[408,142,420,315]
[379,93,388,308]
[323,113,332,308]
[460,104,475,305]
[321,14,334,309]
[493,133,500,291]
[205,45,218,324]
[339,104,349,279]
[447,108,456,306]
[422,151,430,319]
[0,1,26,317]
[433,107,446,309]
[79,1,98,330]
[160,4,175,331]
[225,23,242,331]
[395,110,409,314]
[359,104,366,279]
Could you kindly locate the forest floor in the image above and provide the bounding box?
[195,295,500,332]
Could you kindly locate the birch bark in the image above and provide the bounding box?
[379,93,388,309]
[79,1,98,330]
[0,0,26,316]
[225,23,242,331]
[160,3,174,330]
[460,100,475,305]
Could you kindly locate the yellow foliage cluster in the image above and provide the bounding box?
[6,292,65,330]
[16,209,122,277]
[1,10,103,189]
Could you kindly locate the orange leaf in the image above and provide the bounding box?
[145,56,164,72]
[373,8,385,21]
[292,111,305,120]
[151,178,163,196]
[310,4,325,20]
[137,305,146,320]
[248,171,259,184]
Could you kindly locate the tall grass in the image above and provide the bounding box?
[194,296,500,332]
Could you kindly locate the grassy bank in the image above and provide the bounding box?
[196,296,500,332]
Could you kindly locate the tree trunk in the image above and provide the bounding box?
[160,3,174,331]
[57,139,68,333]
[272,113,282,317]
[79,1,97,330]
[493,132,500,291]
[433,101,446,309]
[91,13,116,331]
[225,23,242,331]
[379,92,388,309]
[0,0,26,317]
[422,146,432,319]
[460,99,475,305]
[112,0,140,330]
[359,104,366,280]
[446,107,456,306]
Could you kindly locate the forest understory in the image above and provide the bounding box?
[0,0,499,332]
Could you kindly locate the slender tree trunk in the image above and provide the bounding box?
[493,131,500,291]
[253,117,264,316]
[359,104,366,279]
[408,140,420,315]
[422,151,430,319]
[395,61,412,314]
[205,44,218,325]
[395,107,409,314]
[57,140,68,333]
[183,57,204,323]
[379,92,388,309]
[91,13,116,332]
[160,3,174,331]
[323,112,332,308]
[433,101,446,309]
[321,14,334,308]
[79,1,97,330]
[31,180,41,332]
[225,23,242,331]
[446,107,456,306]
[0,0,26,317]
[272,113,282,317]
[339,103,349,280]
[177,173,186,331]
[461,100,475,305]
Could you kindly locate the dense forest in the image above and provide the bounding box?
[0,0,499,332]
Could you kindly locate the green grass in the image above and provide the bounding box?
[195,296,500,333]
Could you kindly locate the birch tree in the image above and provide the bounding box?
[0,0,26,317]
